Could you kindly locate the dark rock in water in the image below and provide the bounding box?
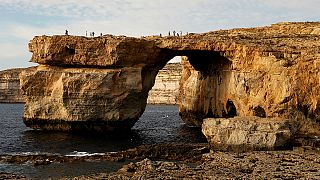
[0,143,209,165]
[0,172,26,179]
[1,143,320,179]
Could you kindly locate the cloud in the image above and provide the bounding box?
[0,0,320,70]
[0,41,34,70]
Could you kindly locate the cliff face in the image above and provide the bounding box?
[22,22,320,143]
[0,68,26,103]
[147,63,181,104]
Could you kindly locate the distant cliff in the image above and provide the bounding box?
[0,68,26,103]
[147,62,182,105]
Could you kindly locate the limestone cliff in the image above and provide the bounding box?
[22,22,320,140]
[147,63,181,104]
[0,68,26,103]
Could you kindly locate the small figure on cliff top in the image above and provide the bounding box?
[180,31,182,36]
[86,31,87,37]
[177,33,179,37]
[168,31,170,36]
[100,33,103,36]
[173,30,176,36]
[160,33,162,37]
[65,30,68,35]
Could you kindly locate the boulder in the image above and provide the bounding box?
[202,117,299,150]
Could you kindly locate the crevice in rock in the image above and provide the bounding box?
[226,100,237,118]
[253,106,266,118]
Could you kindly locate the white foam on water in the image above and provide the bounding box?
[65,151,105,157]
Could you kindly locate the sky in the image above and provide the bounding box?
[0,0,319,70]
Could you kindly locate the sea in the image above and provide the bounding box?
[0,103,207,179]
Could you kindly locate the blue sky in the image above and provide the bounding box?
[0,0,319,70]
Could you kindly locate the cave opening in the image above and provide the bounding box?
[176,50,235,126]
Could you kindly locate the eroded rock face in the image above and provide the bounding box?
[21,65,157,132]
[147,63,182,104]
[22,22,320,136]
[202,117,299,150]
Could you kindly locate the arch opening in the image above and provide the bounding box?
[146,50,235,127]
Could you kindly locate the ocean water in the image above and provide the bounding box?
[0,103,206,178]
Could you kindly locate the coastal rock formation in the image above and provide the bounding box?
[147,63,182,104]
[22,22,320,144]
[0,68,27,103]
[202,117,299,150]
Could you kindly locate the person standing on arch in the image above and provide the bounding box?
[65,30,68,35]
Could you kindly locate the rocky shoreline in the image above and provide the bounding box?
[1,141,319,179]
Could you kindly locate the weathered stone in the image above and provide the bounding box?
[202,117,299,150]
[173,23,320,132]
[29,35,173,68]
[20,65,154,132]
[21,22,320,136]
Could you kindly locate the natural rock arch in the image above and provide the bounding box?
[21,22,320,139]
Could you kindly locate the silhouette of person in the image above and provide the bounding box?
[65,30,68,35]
[100,33,102,36]
[173,31,176,36]
[86,31,87,37]
[92,32,95,37]
[160,33,162,37]
[168,31,170,36]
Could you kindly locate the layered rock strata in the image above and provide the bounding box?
[0,68,27,103]
[147,62,182,104]
[22,22,320,142]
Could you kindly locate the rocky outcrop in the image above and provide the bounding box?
[147,63,181,104]
[22,22,320,142]
[202,117,299,150]
[0,68,27,103]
